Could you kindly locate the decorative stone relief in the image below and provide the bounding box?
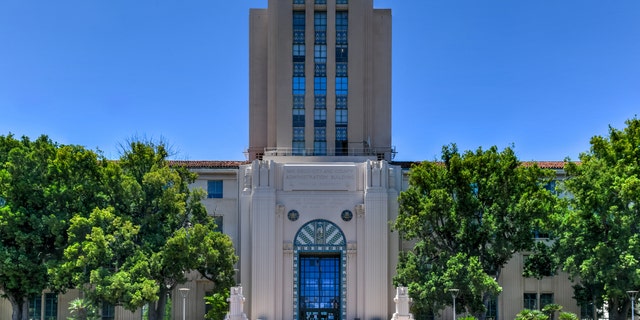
[355,204,365,218]
[276,204,285,218]
[341,209,353,221]
[283,241,293,254]
[243,167,252,190]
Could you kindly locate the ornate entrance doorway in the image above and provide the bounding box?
[293,220,346,320]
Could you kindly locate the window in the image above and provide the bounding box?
[335,127,348,156]
[44,293,57,320]
[336,110,347,125]
[293,110,305,127]
[315,0,327,4]
[335,45,348,62]
[294,0,305,4]
[540,293,554,309]
[314,45,327,63]
[336,77,348,96]
[314,77,326,95]
[486,295,498,320]
[293,141,305,155]
[314,141,327,155]
[299,255,340,320]
[29,295,42,320]
[293,94,305,109]
[293,11,305,44]
[293,45,306,62]
[336,0,348,4]
[293,77,306,95]
[207,180,223,199]
[213,216,223,233]
[524,293,537,310]
[102,302,115,320]
[314,12,327,44]
[314,109,326,127]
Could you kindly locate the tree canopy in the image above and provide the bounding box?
[0,134,105,320]
[1,135,237,320]
[52,141,237,320]
[555,118,640,320]
[393,144,557,319]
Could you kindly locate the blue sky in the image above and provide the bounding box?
[1,1,638,162]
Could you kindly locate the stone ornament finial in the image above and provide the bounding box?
[391,286,414,320]
[224,286,248,320]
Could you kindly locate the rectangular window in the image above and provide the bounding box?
[102,302,115,320]
[44,293,57,320]
[486,295,498,320]
[293,141,305,156]
[314,109,326,127]
[29,295,42,320]
[336,0,348,5]
[293,44,306,62]
[315,0,327,4]
[293,11,305,44]
[336,110,348,125]
[293,110,305,127]
[213,216,223,233]
[540,293,554,309]
[336,77,348,95]
[294,0,305,4]
[524,293,537,310]
[335,45,348,62]
[314,77,326,95]
[293,77,306,95]
[314,141,327,155]
[207,180,223,199]
[314,45,327,63]
[336,127,347,141]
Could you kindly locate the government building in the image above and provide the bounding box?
[0,1,580,319]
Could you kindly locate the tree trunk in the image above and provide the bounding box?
[9,295,27,320]
[148,287,169,320]
[608,298,630,320]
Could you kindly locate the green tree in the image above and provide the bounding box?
[393,144,557,319]
[54,141,237,320]
[556,117,640,320]
[0,134,105,320]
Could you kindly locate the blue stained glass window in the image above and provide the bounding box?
[299,255,340,319]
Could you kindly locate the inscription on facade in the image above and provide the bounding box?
[283,165,357,191]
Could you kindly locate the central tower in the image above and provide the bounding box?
[241,1,396,319]
[248,0,392,161]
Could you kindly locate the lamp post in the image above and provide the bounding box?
[178,288,190,320]
[628,290,638,320]
[449,289,460,320]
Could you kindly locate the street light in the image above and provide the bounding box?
[178,288,190,320]
[628,290,638,320]
[449,289,460,320]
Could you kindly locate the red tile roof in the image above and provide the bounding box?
[169,160,248,168]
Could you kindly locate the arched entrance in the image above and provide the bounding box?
[293,220,347,320]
